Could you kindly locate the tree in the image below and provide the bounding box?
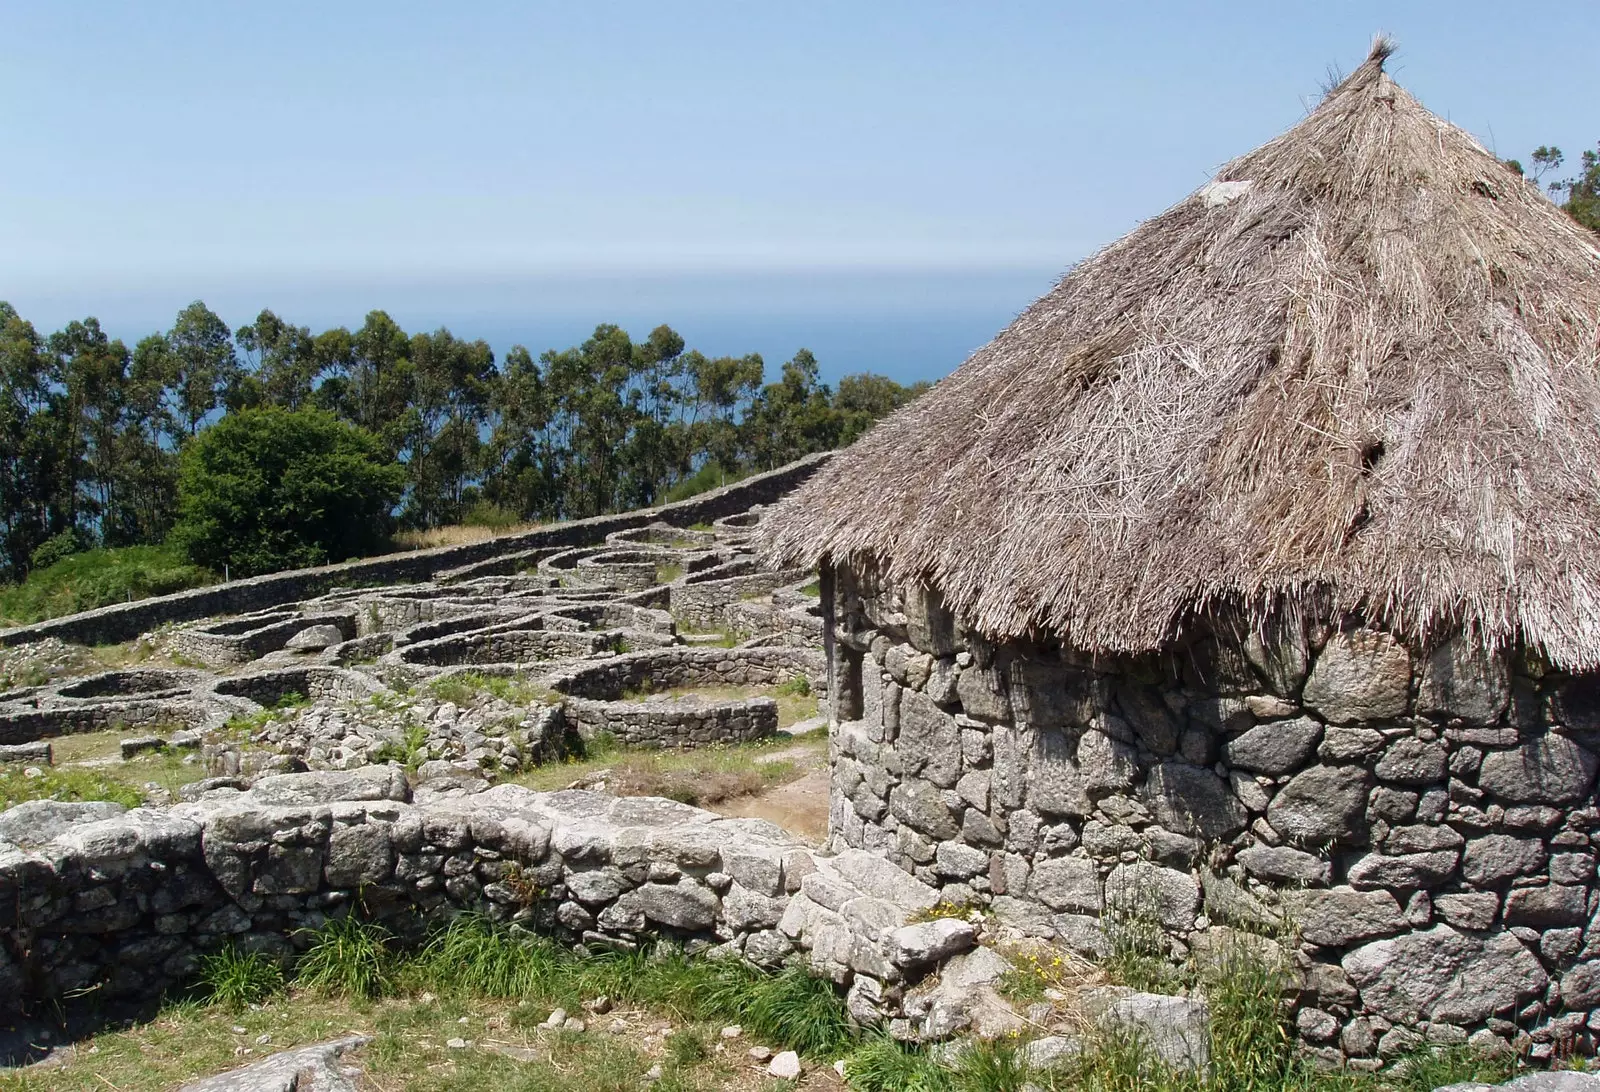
[833,373,930,445]
[0,302,66,577]
[159,301,239,437]
[1509,144,1600,232]
[236,309,321,410]
[170,407,404,577]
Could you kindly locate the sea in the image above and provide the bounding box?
[13,267,1063,390]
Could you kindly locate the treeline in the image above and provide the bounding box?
[0,300,927,581]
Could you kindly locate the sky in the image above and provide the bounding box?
[2,1,1595,385]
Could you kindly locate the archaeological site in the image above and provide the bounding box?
[3,37,1600,1091]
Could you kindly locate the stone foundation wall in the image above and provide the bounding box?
[0,770,976,1027]
[826,565,1600,1063]
[669,566,811,632]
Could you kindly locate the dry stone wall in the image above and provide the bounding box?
[0,453,830,649]
[0,770,976,1028]
[827,565,1600,1064]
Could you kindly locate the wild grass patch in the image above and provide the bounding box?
[198,945,285,1010]
[509,735,815,807]
[293,915,396,1000]
[428,671,552,707]
[0,765,147,809]
[0,545,214,625]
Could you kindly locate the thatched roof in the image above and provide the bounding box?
[759,39,1600,668]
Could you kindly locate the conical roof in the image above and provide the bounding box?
[759,39,1600,667]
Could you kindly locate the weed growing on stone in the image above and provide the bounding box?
[1101,896,1187,994]
[198,944,285,1010]
[774,674,811,697]
[368,719,429,771]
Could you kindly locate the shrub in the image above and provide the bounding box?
[293,915,394,999]
[662,463,749,503]
[28,528,89,571]
[170,407,404,577]
[460,501,523,530]
[198,945,284,1009]
[0,544,213,623]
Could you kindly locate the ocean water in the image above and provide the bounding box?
[13,267,1062,390]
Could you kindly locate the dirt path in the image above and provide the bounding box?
[714,764,830,845]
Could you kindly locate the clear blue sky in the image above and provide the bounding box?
[2,1,1593,383]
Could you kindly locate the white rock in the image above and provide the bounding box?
[768,1050,802,1079]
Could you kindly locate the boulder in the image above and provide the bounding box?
[1374,738,1449,785]
[1477,735,1598,805]
[887,918,976,968]
[1223,717,1322,775]
[1236,845,1331,886]
[1343,925,1547,1024]
[1461,835,1546,887]
[0,799,126,847]
[1140,761,1247,841]
[1104,862,1200,932]
[1416,638,1510,727]
[1028,856,1101,914]
[250,767,410,806]
[1302,629,1411,724]
[177,1036,369,1092]
[1266,765,1371,843]
[898,690,962,788]
[1291,888,1406,947]
[1099,992,1210,1071]
[285,624,345,651]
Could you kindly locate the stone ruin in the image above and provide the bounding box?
[822,564,1600,1065]
[0,453,1597,1076]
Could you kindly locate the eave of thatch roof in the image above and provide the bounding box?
[758,39,1600,668]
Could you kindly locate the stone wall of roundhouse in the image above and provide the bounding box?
[826,564,1600,1064]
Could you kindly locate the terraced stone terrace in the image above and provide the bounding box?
[0,502,825,804]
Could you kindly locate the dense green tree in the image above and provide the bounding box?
[0,304,65,577]
[171,407,404,577]
[404,328,495,526]
[0,301,927,584]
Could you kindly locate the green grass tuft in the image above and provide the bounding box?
[293,915,395,1000]
[198,944,285,1010]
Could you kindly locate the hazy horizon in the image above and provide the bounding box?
[5,2,1594,386]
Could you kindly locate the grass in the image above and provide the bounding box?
[0,724,213,809]
[656,563,685,584]
[1,913,1528,1092]
[799,581,821,598]
[294,916,396,1000]
[0,765,147,810]
[509,733,822,807]
[0,545,214,625]
[198,945,286,1010]
[369,719,430,771]
[674,622,740,648]
[429,671,554,708]
[662,464,751,504]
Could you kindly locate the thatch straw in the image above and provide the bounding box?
[758,39,1600,668]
